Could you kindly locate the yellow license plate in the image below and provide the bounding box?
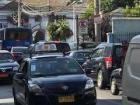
[58,96,74,103]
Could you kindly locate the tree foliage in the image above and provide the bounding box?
[47,20,73,41]
[101,0,135,13]
[80,0,94,19]
[123,4,140,17]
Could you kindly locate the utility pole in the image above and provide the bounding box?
[76,15,79,50]
[73,3,76,42]
[94,0,101,43]
[18,0,22,27]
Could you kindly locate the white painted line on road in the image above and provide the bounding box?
[0,98,14,104]
[104,100,122,105]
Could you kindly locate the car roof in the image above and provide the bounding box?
[0,50,10,53]
[69,50,92,53]
[130,35,140,44]
[96,43,121,47]
[12,46,28,48]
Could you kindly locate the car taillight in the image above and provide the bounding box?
[104,57,112,69]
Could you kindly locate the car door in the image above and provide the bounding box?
[13,61,28,104]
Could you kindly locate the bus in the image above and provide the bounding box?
[0,27,32,51]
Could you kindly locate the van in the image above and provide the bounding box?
[122,35,140,105]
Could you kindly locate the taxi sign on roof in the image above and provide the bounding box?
[35,43,57,52]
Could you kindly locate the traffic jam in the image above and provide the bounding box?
[0,28,131,105]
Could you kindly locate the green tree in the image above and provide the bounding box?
[101,0,135,13]
[80,0,94,19]
[47,20,72,41]
[123,4,140,17]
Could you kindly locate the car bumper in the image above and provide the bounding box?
[29,88,96,105]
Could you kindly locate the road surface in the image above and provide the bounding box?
[0,84,122,105]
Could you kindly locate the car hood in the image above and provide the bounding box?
[0,61,19,68]
[30,74,89,93]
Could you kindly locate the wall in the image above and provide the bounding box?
[112,17,140,33]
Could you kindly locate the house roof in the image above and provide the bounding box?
[93,8,124,24]
[22,0,70,7]
[0,0,17,10]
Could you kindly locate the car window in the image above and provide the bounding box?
[0,53,13,61]
[13,48,28,53]
[114,46,122,58]
[104,47,112,57]
[31,58,84,77]
[129,48,140,78]
[75,52,91,59]
[92,49,104,58]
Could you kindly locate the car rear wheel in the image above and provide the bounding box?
[111,78,119,95]
[97,70,105,89]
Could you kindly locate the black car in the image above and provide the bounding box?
[110,68,122,95]
[66,50,92,66]
[0,50,19,81]
[110,42,128,95]
[13,55,96,105]
[82,43,122,89]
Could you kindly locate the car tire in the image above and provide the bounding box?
[13,88,21,105]
[97,70,105,89]
[111,78,119,95]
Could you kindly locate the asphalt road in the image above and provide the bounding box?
[0,84,122,105]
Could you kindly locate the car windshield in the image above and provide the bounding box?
[13,48,28,53]
[31,57,84,77]
[0,53,13,61]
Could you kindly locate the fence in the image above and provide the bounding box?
[107,32,140,43]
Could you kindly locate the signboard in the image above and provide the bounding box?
[35,43,57,52]
[94,16,102,24]
[79,20,88,35]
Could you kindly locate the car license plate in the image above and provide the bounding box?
[58,96,74,103]
[0,73,9,78]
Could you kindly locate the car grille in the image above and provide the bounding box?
[40,85,84,105]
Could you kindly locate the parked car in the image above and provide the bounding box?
[66,50,92,65]
[11,46,29,62]
[13,55,97,105]
[82,43,122,89]
[122,35,140,105]
[0,50,19,81]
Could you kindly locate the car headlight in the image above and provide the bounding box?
[13,66,19,71]
[29,84,42,94]
[85,79,94,90]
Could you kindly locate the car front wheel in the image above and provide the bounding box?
[111,78,119,95]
